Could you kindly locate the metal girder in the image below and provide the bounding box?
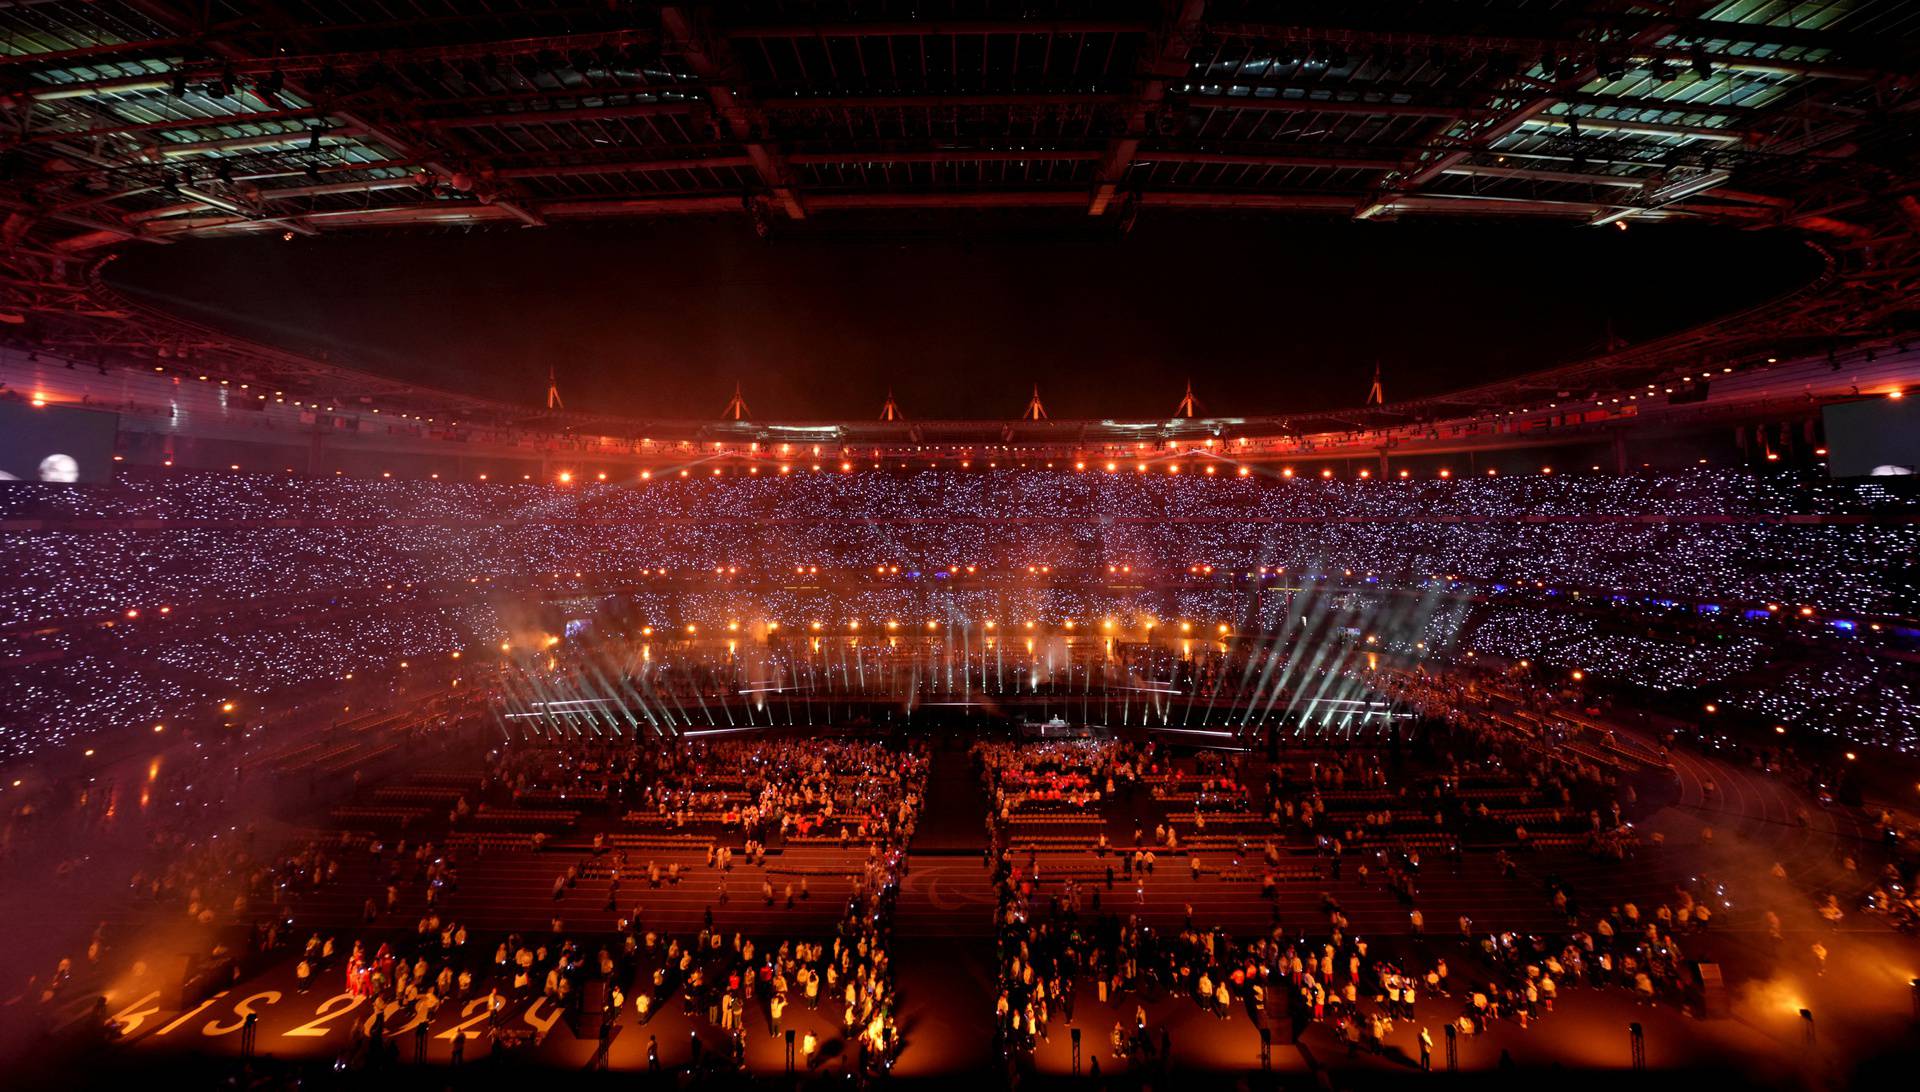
[662,5,803,220]
[1443,163,1649,189]
[109,0,547,229]
[1354,1,1723,220]
[1176,92,1461,118]
[10,105,331,145]
[785,149,1102,165]
[496,156,755,179]
[1142,149,1402,171]
[418,101,700,129]
[1202,19,1897,79]
[1091,0,1204,217]
[724,20,1150,39]
[760,92,1128,111]
[0,36,197,70]
[5,27,660,89]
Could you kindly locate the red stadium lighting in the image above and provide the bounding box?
[1438,468,1451,478]
[557,471,573,483]
[1237,466,1251,477]
[1282,468,1294,478]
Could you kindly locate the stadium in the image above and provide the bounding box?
[1,1,1919,1090]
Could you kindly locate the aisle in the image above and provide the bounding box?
[912,740,990,853]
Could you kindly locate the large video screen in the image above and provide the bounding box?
[0,401,119,484]
[1823,396,1918,478]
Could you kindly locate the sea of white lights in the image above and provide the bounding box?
[0,467,1913,760]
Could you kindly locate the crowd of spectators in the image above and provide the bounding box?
[2,466,1915,764]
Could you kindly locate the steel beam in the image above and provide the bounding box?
[663,6,803,220]
[725,20,1150,39]
[1177,92,1462,119]
[1143,150,1401,171]
[1091,0,1204,216]
[762,92,1128,111]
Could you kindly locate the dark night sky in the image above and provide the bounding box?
[108,214,1819,420]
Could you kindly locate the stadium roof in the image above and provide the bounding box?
[1,1,1918,431]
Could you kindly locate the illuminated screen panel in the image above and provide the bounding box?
[1823,396,1918,478]
[0,401,119,483]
